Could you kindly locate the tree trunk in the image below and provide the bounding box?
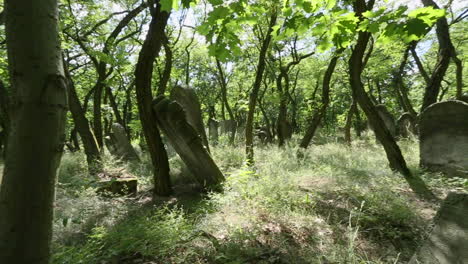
[0,0,67,262]
[216,58,236,144]
[245,12,277,164]
[134,2,172,197]
[0,81,10,158]
[64,62,102,173]
[344,98,357,146]
[420,0,458,111]
[394,47,418,119]
[350,0,434,200]
[299,50,342,148]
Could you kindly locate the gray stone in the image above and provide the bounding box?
[419,100,468,177]
[152,96,225,189]
[410,192,468,264]
[219,120,237,135]
[108,123,140,162]
[208,118,219,145]
[170,86,210,152]
[397,112,416,139]
[97,178,138,196]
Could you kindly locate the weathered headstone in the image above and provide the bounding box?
[397,112,416,139]
[208,118,219,145]
[108,123,140,162]
[410,192,468,264]
[97,178,138,196]
[419,100,468,177]
[152,96,225,189]
[370,104,397,137]
[170,86,210,152]
[219,120,237,135]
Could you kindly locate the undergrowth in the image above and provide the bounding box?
[49,135,466,263]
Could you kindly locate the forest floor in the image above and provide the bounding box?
[6,133,468,263]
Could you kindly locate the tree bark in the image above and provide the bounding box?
[344,98,358,146]
[299,50,342,149]
[420,0,458,111]
[245,12,277,164]
[134,1,172,197]
[64,63,102,174]
[216,58,236,144]
[350,0,434,200]
[0,0,68,262]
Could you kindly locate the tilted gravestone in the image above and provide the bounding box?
[397,112,416,139]
[170,86,210,152]
[108,123,140,162]
[208,118,219,145]
[369,104,397,137]
[410,192,468,264]
[152,96,225,189]
[419,100,468,177]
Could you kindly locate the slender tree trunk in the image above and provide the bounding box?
[395,47,418,118]
[134,2,172,197]
[245,12,277,164]
[0,0,68,262]
[216,58,236,143]
[344,98,357,146]
[64,64,102,174]
[350,0,434,199]
[300,50,342,149]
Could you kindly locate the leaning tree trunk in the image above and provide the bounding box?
[245,12,277,164]
[350,0,434,200]
[300,50,342,149]
[134,2,172,197]
[0,0,68,262]
[216,58,236,144]
[420,0,457,111]
[64,62,102,174]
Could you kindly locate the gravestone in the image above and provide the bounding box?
[97,178,138,196]
[370,104,397,137]
[170,86,210,152]
[152,96,225,189]
[219,120,237,135]
[419,100,468,177]
[410,192,468,264]
[208,118,219,145]
[396,112,416,139]
[108,123,140,162]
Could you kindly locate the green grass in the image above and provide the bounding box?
[35,135,468,263]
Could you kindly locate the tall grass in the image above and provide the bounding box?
[51,136,466,263]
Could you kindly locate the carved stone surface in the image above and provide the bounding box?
[108,123,140,162]
[419,100,468,177]
[397,112,416,139]
[208,118,219,145]
[152,96,225,189]
[410,192,468,264]
[170,86,210,152]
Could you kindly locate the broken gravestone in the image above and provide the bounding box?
[419,100,468,177]
[370,104,397,137]
[152,96,225,189]
[107,123,140,162]
[170,85,210,152]
[410,192,468,264]
[97,178,138,196]
[397,112,416,139]
[208,118,219,145]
